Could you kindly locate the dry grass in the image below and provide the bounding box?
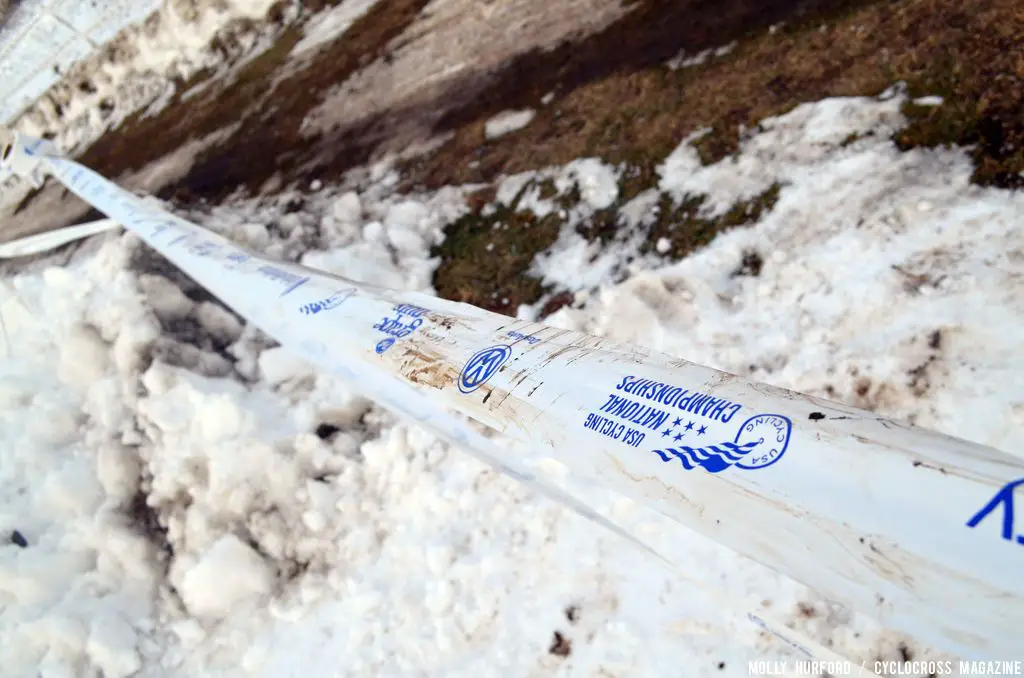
[642,184,783,258]
[402,0,1024,191]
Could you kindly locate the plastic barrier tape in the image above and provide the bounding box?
[6,131,1023,664]
[0,218,120,258]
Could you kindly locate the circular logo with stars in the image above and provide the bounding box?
[732,414,792,470]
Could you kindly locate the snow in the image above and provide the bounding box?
[658,96,908,216]
[532,93,1024,455]
[86,613,143,678]
[5,0,286,160]
[484,108,537,139]
[558,157,620,209]
[178,534,275,621]
[290,0,381,58]
[0,0,163,122]
[2,78,1021,677]
[666,41,736,70]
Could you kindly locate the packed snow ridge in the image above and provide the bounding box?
[2,92,1020,677]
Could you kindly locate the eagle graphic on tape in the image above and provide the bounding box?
[650,413,793,473]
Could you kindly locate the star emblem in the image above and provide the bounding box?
[674,432,683,441]
[697,425,707,436]
[673,417,682,427]
[662,428,671,437]
[685,421,694,431]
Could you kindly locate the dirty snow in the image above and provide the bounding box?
[1,86,1021,678]
[299,0,628,140]
[290,0,380,58]
[0,0,163,123]
[9,0,286,158]
[0,0,295,237]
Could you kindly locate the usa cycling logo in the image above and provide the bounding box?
[651,413,792,473]
[459,345,512,394]
[582,375,793,473]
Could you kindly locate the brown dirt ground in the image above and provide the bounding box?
[72,0,432,203]
[7,0,1022,315]
[403,0,1023,191]
[49,0,904,204]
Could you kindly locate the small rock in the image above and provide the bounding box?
[548,631,572,657]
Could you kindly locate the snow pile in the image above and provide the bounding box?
[3,92,1021,676]
[484,108,537,139]
[537,93,1024,450]
[0,0,163,122]
[0,164,476,676]
[0,242,162,678]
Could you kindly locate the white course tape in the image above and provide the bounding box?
[6,132,1023,666]
[0,218,121,258]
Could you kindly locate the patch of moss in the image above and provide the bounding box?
[616,154,665,203]
[431,189,563,315]
[536,178,559,201]
[897,71,1024,188]
[644,183,782,259]
[721,182,781,227]
[575,206,622,246]
[433,173,781,317]
[692,124,741,166]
